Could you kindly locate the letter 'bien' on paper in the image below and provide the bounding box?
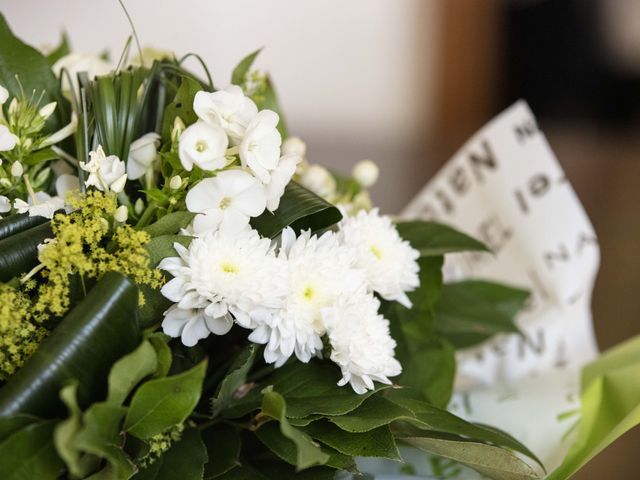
[401,100,600,471]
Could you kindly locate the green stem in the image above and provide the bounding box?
[135,202,157,228]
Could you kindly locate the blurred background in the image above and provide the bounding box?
[2,0,639,477]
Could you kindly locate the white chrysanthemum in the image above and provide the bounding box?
[159,227,288,346]
[323,292,402,394]
[248,227,364,367]
[338,208,419,308]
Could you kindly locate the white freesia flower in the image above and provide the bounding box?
[299,164,336,199]
[0,125,18,152]
[53,53,112,95]
[352,160,379,188]
[194,85,258,143]
[14,191,65,219]
[0,84,8,104]
[249,228,364,367]
[323,291,402,394]
[178,120,228,172]
[127,132,161,180]
[239,110,282,183]
[338,208,419,308]
[265,153,301,212]
[186,169,266,235]
[0,195,11,218]
[159,227,288,346]
[80,145,127,193]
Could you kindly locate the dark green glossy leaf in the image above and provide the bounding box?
[231,48,262,86]
[0,213,49,241]
[106,339,158,405]
[0,272,141,418]
[202,424,241,479]
[434,280,529,348]
[145,234,192,267]
[133,428,208,480]
[161,76,202,142]
[0,221,52,282]
[250,182,342,238]
[124,360,207,439]
[396,221,489,256]
[216,464,269,480]
[0,414,39,442]
[210,344,258,416]
[147,333,172,378]
[143,211,195,237]
[0,419,63,480]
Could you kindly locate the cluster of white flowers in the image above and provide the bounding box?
[179,85,301,235]
[159,206,420,394]
[80,145,127,194]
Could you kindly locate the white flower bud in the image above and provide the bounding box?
[300,164,336,199]
[171,116,186,143]
[114,205,128,223]
[169,175,182,190]
[352,160,379,188]
[134,198,145,215]
[110,173,127,194]
[11,161,23,177]
[38,102,57,120]
[0,85,8,105]
[8,98,18,116]
[282,136,306,157]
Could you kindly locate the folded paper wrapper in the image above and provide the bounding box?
[358,101,640,479]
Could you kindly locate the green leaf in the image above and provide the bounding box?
[0,213,49,242]
[106,339,158,405]
[0,419,64,480]
[138,283,173,329]
[0,414,39,442]
[124,360,207,439]
[143,211,196,237]
[256,462,338,480]
[161,76,202,142]
[396,221,490,256]
[402,433,541,480]
[216,464,269,480]
[22,147,59,166]
[133,428,208,480]
[433,280,529,349]
[0,272,141,418]
[202,424,241,478]
[302,421,400,460]
[45,32,70,66]
[147,333,173,378]
[259,387,331,469]
[231,48,262,86]
[222,360,386,420]
[0,221,52,282]
[72,402,133,479]
[145,234,192,267]
[328,395,413,433]
[210,344,258,416]
[0,13,67,132]
[254,75,289,138]
[250,182,342,238]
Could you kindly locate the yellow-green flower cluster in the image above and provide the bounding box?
[243,70,269,105]
[0,284,46,381]
[138,423,184,469]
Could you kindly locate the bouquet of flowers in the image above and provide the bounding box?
[0,11,637,480]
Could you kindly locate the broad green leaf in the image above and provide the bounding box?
[403,433,541,480]
[433,280,529,349]
[396,221,489,256]
[145,234,192,267]
[302,421,400,460]
[138,283,173,329]
[0,272,141,418]
[72,402,133,479]
[147,333,173,378]
[0,13,67,132]
[0,213,49,241]
[54,383,97,478]
[124,360,207,439]
[0,414,39,442]
[107,339,158,405]
[161,76,202,142]
[251,181,341,238]
[210,344,258,416]
[0,419,63,480]
[202,424,241,478]
[143,211,195,237]
[0,222,52,282]
[259,387,330,469]
[328,395,413,433]
[231,48,262,86]
[222,360,386,419]
[132,428,208,480]
[216,464,269,480]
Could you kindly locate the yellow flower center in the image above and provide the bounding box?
[370,244,383,260]
[302,285,316,301]
[195,140,207,152]
[219,197,232,210]
[220,262,239,274]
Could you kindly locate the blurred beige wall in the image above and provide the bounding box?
[0,0,441,213]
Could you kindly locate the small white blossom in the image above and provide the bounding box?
[10,161,23,177]
[38,102,57,120]
[0,125,17,152]
[186,169,266,235]
[159,227,288,346]
[265,153,301,212]
[352,160,379,188]
[249,228,364,367]
[299,164,336,199]
[323,291,402,394]
[178,120,229,172]
[114,205,128,223]
[338,208,419,307]
[14,191,65,219]
[194,85,258,143]
[80,146,127,193]
[281,136,306,158]
[127,132,160,180]
[239,110,282,183]
[0,85,8,104]
[0,195,11,218]
[169,175,182,190]
[55,174,80,198]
